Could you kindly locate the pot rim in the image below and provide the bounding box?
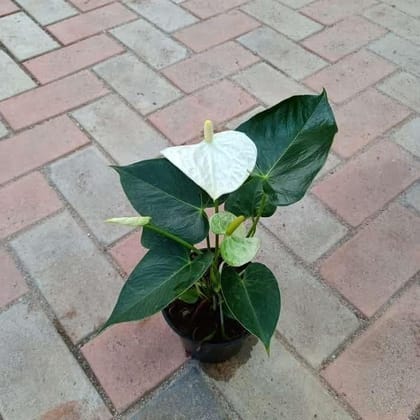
[162,305,249,345]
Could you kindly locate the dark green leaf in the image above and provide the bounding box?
[178,287,200,304]
[226,90,337,216]
[225,177,276,218]
[103,249,213,329]
[113,158,211,247]
[221,263,280,351]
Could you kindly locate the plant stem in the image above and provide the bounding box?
[247,194,267,237]
[144,224,202,254]
[214,200,219,250]
[206,235,211,251]
[218,293,226,339]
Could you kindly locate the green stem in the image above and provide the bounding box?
[206,235,211,251]
[144,224,202,254]
[218,293,226,339]
[247,194,267,237]
[214,200,219,250]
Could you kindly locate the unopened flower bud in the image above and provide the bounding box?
[204,120,214,143]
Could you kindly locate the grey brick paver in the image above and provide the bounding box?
[242,0,322,41]
[256,227,359,367]
[11,211,124,342]
[124,0,197,32]
[382,0,420,17]
[111,19,187,69]
[127,364,233,420]
[233,62,312,106]
[0,121,8,138]
[14,0,77,25]
[278,0,315,8]
[369,33,420,78]
[205,337,353,419]
[0,12,58,61]
[72,94,169,164]
[401,181,420,212]
[262,195,348,263]
[239,27,326,80]
[315,152,341,181]
[0,50,36,101]
[391,117,420,158]
[225,105,266,130]
[94,53,182,115]
[0,302,111,420]
[379,72,420,113]
[364,3,420,45]
[49,147,134,244]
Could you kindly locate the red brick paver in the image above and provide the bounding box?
[320,203,420,316]
[0,71,108,130]
[0,172,62,239]
[0,250,28,308]
[109,231,147,276]
[149,80,257,144]
[313,141,420,226]
[69,0,114,12]
[302,16,386,63]
[47,3,136,45]
[0,116,90,185]
[0,0,19,16]
[163,42,259,93]
[82,315,187,411]
[181,0,248,19]
[304,50,396,104]
[323,283,420,420]
[24,34,124,84]
[301,0,377,25]
[333,89,411,158]
[174,10,260,52]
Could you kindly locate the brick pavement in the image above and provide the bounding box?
[0,0,419,418]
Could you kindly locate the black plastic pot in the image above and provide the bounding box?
[162,307,249,363]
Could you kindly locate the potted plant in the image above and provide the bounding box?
[102,91,337,363]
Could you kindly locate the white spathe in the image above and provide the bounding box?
[161,125,257,200]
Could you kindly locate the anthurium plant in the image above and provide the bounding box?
[103,91,337,353]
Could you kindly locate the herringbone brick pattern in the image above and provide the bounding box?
[0,0,419,418]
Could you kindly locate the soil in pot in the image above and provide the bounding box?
[163,299,248,363]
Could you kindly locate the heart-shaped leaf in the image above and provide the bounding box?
[221,263,280,351]
[226,90,337,217]
[103,248,213,329]
[210,211,246,237]
[113,158,211,247]
[161,129,257,200]
[221,235,260,267]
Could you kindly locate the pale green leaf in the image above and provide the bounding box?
[209,211,245,237]
[221,235,260,267]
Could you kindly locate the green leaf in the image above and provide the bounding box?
[178,287,200,304]
[221,235,260,267]
[210,211,246,237]
[106,216,151,227]
[103,249,213,329]
[221,263,280,351]
[225,177,276,218]
[226,90,337,217]
[113,158,211,248]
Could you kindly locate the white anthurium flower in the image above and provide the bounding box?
[161,120,257,200]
